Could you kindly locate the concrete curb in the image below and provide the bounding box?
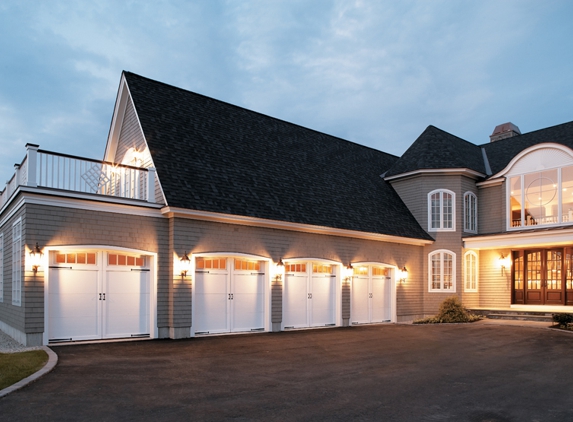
[0,346,58,398]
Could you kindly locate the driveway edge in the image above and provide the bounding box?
[0,346,58,398]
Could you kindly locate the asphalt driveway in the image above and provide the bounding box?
[1,323,572,421]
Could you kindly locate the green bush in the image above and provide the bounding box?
[413,296,482,324]
[552,313,573,328]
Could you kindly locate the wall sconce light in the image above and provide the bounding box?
[276,258,284,267]
[499,254,511,275]
[29,242,43,274]
[180,251,191,277]
[398,266,408,283]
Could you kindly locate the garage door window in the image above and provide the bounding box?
[313,263,332,273]
[56,252,97,265]
[196,257,226,270]
[108,253,145,266]
[286,263,306,273]
[234,258,260,271]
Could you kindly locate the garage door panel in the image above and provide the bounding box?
[49,269,100,340]
[104,271,150,338]
[283,275,308,327]
[372,277,391,322]
[195,272,229,333]
[351,276,369,324]
[232,274,264,331]
[311,276,335,326]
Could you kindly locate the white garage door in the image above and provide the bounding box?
[351,265,391,324]
[194,257,265,334]
[283,262,336,328]
[49,251,150,342]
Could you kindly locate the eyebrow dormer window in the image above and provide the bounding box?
[428,189,455,231]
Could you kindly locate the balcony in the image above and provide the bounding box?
[1,144,156,209]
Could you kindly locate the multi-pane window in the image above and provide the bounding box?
[464,192,477,233]
[428,190,455,231]
[12,219,22,306]
[0,234,3,302]
[509,165,573,229]
[429,250,456,292]
[464,251,478,292]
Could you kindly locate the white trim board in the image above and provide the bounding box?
[163,206,434,246]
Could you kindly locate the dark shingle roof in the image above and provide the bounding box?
[481,121,573,175]
[124,72,432,241]
[384,125,486,178]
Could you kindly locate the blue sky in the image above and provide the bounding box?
[1,0,572,179]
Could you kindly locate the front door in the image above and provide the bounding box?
[514,249,565,305]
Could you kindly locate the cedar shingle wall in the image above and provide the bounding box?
[0,203,26,332]
[392,174,487,316]
[21,203,169,333]
[115,96,165,204]
[170,217,426,322]
[478,182,505,234]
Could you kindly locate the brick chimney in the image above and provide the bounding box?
[490,122,521,142]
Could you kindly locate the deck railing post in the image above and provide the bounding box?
[14,164,21,187]
[25,143,39,187]
[147,167,156,203]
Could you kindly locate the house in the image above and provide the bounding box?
[1,72,572,346]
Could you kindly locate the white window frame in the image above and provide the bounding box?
[463,250,478,292]
[428,249,456,292]
[12,219,22,306]
[463,192,478,233]
[0,233,3,302]
[428,189,455,232]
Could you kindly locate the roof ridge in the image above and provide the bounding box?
[123,71,399,160]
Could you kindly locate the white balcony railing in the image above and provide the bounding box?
[1,144,156,208]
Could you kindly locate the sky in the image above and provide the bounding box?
[1,0,572,180]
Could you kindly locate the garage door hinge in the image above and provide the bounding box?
[325,323,336,326]
[250,272,265,275]
[49,338,72,343]
[250,328,264,332]
[195,331,209,335]
[196,270,210,273]
[130,334,150,338]
[49,266,72,269]
[131,269,150,272]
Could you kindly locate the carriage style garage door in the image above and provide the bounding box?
[283,262,336,329]
[351,265,391,324]
[194,257,265,334]
[48,251,150,342]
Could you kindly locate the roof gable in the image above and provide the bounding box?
[123,72,432,241]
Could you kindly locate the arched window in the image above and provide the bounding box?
[463,192,477,233]
[428,250,456,292]
[464,251,478,292]
[428,189,455,231]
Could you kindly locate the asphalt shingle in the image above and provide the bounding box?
[124,72,432,241]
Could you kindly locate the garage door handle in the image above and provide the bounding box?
[369,293,373,298]
[102,293,106,301]
[308,293,312,299]
[228,293,234,300]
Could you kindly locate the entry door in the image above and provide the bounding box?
[524,250,564,305]
[194,257,265,334]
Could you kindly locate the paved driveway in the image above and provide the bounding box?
[1,323,572,421]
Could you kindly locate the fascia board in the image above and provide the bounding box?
[384,168,485,182]
[162,206,434,246]
[0,187,163,226]
[463,228,573,250]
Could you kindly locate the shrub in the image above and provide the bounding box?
[552,313,573,328]
[413,296,482,324]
